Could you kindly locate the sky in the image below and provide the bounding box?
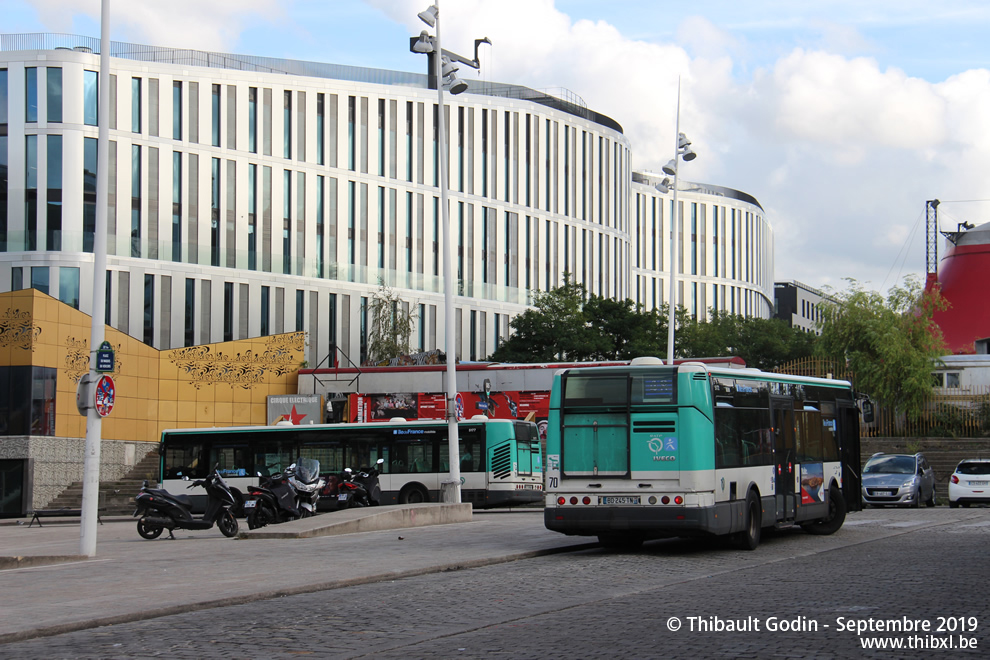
[8,0,990,294]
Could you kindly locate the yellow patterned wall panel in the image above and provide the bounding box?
[0,291,307,443]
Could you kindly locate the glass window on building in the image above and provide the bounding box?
[260,285,270,336]
[25,67,37,122]
[131,77,141,133]
[0,366,57,436]
[144,273,155,345]
[25,134,38,250]
[30,266,49,295]
[46,67,62,123]
[172,81,182,140]
[46,134,62,251]
[84,70,98,126]
[59,266,79,309]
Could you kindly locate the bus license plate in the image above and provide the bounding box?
[243,500,256,509]
[600,496,640,505]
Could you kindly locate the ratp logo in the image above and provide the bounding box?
[648,437,678,454]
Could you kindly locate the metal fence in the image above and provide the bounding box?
[773,358,990,438]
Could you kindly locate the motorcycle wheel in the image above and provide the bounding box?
[300,508,312,518]
[247,502,276,530]
[218,510,239,538]
[137,517,163,540]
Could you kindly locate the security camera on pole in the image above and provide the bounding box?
[410,3,490,503]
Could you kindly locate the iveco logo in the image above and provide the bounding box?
[653,455,676,462]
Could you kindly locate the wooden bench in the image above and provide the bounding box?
[28,508,104,528]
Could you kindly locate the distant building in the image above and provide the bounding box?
[773,281,835,334]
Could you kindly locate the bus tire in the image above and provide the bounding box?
[803,484,847,536]
[399,485,429,504]
[731,492,761,551]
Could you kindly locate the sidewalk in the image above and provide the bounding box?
[0,506,593,644]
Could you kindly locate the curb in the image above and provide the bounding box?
[0,555,88,570]
[0,541,598,645]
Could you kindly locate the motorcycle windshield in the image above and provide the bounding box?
[295,458,320,483]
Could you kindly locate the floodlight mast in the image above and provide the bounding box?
[410,3,489,503]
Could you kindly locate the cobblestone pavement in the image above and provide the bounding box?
[4,508,989,659]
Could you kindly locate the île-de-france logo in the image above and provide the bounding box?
[648,437,677,462]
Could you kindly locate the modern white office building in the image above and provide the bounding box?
[0,34,773,368]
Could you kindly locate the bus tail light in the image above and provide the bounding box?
[674,496,683,505]
[661,496,670,504]
[570,496,578,505]
[557,497,566,506]
[582,496,591,505]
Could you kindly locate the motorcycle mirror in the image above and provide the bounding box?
[182,475,190,481]
[344,468,353,474]
[376,458,385,465]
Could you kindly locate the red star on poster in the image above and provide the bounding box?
[279,405,307,425]
[287,405,307,424]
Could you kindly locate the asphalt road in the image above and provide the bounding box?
[3,507,988,659]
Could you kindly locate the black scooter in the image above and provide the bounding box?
[337,458,385,508]
[134,466,239,539]
[244,470,302,529]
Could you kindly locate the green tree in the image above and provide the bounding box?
[488,277,594,362]
[367,280,418,364]
[815,275,947,419]
[678,311,815,370]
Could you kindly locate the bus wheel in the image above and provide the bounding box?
[731,493,761,551]
[803,484,847,536]
[399,485,428,504]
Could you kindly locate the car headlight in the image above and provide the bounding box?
[903,477,919,488]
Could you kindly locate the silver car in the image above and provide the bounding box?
[861,452,936,508]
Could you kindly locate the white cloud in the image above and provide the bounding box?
[24,0,285,50]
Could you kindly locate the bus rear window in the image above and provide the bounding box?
[563,375,628,408]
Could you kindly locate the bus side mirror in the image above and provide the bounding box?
[861,401,875,424]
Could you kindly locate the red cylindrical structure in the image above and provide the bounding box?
[931,223,990,354]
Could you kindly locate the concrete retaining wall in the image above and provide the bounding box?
[0,437,154,511]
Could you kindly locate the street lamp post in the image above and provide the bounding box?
[411,3,489,503]
[656,81,697,365]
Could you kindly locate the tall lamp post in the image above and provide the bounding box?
[655,81,697,365]
[411,3,489,503]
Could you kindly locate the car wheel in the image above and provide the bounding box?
[926,487,936,507]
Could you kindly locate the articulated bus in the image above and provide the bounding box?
[544,358,862,549]
[160,418,543,512]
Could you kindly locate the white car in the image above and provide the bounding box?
[948,459,990,508]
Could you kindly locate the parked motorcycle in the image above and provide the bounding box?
[134,466,239,539]
[287,458,325,516]
[337,458,385,509]
[244,469,300,529]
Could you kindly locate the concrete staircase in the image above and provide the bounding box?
[45,450,161,515]
[862,438,990,503]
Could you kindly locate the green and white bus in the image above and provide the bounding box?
[160,417,543,511]
[544,358,862,549]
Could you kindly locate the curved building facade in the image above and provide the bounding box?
[0,35,771,367]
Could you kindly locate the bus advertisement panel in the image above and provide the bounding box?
[347,391,551,431]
